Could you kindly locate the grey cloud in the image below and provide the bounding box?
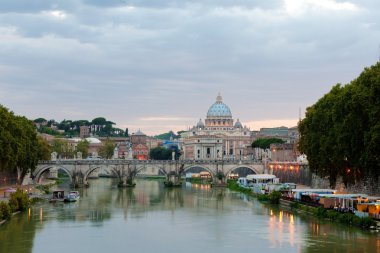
[0,0,379,134]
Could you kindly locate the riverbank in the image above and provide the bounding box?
[0,187,46,226]
[227,181,379,231]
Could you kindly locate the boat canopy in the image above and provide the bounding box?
[246,174,277,180]
[318,193,368,199]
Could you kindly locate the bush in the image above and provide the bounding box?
[268,191,282,204]
[8,189,30,212]
[0,202,11,220]
[290,202,299,209]
[359,217,376,229]
[337,213,353,224]
[314,206,327,218]
[258,194,269,202]
[36,184,54,194]
[326,210,339,220]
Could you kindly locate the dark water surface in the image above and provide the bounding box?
[0,179,379,253]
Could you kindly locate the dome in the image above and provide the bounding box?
[133,129,146,136]
[234,119,243,128]
[196,118,205,129]
[85,137,102,144]
[207,94,232,118]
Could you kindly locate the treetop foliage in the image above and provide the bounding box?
[0,105,50,183]
[299,62,380,187]
[35,116,123,137]
[252,138,285,149]
[154,131,180,140]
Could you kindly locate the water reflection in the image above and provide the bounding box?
[0,179,379,253]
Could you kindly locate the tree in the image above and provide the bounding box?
[252,138,284,149]
[299,62,380,187]
[76,140,89,157]
[149,147,172,160]
[33,118,47,123]
[36,136,51,160]
[0,105,48,184]
[98,139,115,159]
[91,117,107,126]
[51,139,73,159]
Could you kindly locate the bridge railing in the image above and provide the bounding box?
[38,159,263,166]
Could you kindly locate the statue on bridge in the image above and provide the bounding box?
[51,152,57,161]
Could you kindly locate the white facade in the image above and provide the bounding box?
[181,94,254,160]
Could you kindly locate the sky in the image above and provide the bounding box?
[0,0,379,135]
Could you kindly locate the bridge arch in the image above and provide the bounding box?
[33,165,73,184]
[83,165,104,182]
[183,165,214,178]
[225,165,259,177]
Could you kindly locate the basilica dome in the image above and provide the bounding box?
[207,94,232,118]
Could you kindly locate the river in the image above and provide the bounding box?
[0,179,379,253]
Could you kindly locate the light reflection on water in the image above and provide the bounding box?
[0,179,379,253]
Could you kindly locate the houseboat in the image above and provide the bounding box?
[237,174,281,194]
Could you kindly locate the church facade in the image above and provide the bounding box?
[181,94,254,160]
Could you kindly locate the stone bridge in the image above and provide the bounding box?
[33,159,265,187]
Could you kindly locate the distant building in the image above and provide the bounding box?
[80,126,90,138]
[181,94,254,160]
[131,130,149,160]
[256,126,300,144]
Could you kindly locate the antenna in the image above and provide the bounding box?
[299,107,302,122]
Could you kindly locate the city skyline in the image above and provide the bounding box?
[1,0,379,135]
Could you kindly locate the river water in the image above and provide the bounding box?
[0,179,379,253]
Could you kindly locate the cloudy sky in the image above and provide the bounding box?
[0,0,379,135]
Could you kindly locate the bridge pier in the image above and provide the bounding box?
[117,165,137,187]
[212,171,227,187]
[71,171,86,188]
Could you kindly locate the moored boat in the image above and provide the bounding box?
[64,191,80,202]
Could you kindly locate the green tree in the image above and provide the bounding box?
[98,139,115,159]
[252,138,284,149]
[76,140,89,157]
[51,139,74,159]
[33,118,47,123]
[149,147,172,160]
[0,105,46,184]
[36,136,51,160]
[299,62,380,188]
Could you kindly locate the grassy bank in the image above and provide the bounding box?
[289,202,377,229]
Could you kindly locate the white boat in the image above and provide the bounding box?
[64,191,80,202]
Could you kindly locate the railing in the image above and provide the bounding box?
[38,159,263,165]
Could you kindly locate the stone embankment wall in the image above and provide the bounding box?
[272,165,380,195]
[272,166,312,186]
[312,174,380,196]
